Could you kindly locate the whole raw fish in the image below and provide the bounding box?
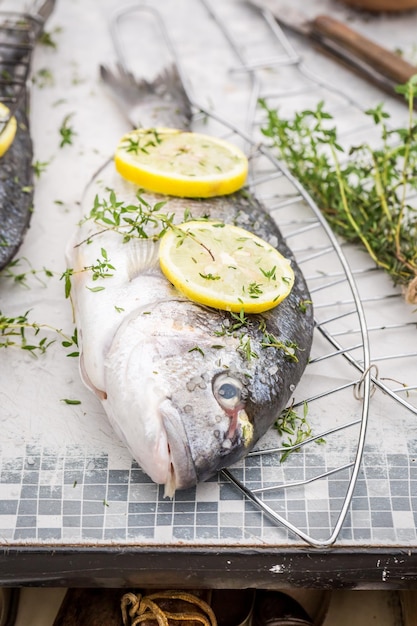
[0,0,55,270]
[67,65,314,496]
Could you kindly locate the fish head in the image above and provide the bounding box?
[102,299,273,497]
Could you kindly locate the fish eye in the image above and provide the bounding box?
[213,373,244,411]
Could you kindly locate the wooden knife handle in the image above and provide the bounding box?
[312,14,417,84]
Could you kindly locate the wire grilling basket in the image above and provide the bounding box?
[0,0,54,130]
[110,0,416,547]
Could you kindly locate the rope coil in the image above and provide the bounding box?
[121,591,218,626]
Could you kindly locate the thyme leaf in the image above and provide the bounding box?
[275,401,325,462]
[59,113,76,147]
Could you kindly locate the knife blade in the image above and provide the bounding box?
[248,0,417,96]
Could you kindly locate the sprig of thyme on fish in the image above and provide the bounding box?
[78,189,214,256]
[215,311,300,363]
[61,247,115,298]
[81,189,173,243]
[66,192,215,299]
[275,401,325,462]
[259,75,417,304]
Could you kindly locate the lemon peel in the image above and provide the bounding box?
[0,103,17,158]
[159,220,295,313]
[114,127,248,198]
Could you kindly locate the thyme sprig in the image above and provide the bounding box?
[78,189,215,261]
[215,311,299,363]
[66,191,215,299]
[81,189,173,244]
[259,75,417,304]
[275,401,325,462]
[0,309,78,357]
[61,247,115,298]
[0,257,53,288]
[59,113,76,147]
[121,128,162,155]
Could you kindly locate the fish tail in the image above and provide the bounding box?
[100,63,192,130]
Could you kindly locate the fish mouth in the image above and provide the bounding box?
[159,398,197,497]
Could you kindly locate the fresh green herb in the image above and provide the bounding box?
[0,257,53,288]
[298,299,313,314]
[0,310,53,355]
[61,327,79,357]
[61,268,73,299]
[189,346,205,356]
[59,113,76,147]
[260,265,277,280]
[275,402,324,462]
[53,98,67,108]
[238,335,258,361]
[0,309,79,358]
[121,128,162,155]
[261,331,299,362]
[259,75,417,304]
[257,318,299,362]
[60,248,115,299]
[214,309,252,362]
[32,68,54,88]
[32,160,50,177]
[199,272,221,280]
[90,248,115,281]
[70,61,84,86]
[247,281,263,297]
[38,26,62,49]
[0,69,11,82]
[78,189,216,264]
[230,308,249,330]
[82,189,170,243]
[86,285,105,293]
[214,309,297,363]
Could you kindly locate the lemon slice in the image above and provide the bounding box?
[0,103,16,157]
[114,127,248,198]
[159,220,294,313]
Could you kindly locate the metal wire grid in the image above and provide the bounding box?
[110,0,416,547]
[0,2,50,130]
[0,16,33,125]
[201,0,417,546]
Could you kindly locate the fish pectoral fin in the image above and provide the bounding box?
[127,238,160,281]
[79,352,107,401]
